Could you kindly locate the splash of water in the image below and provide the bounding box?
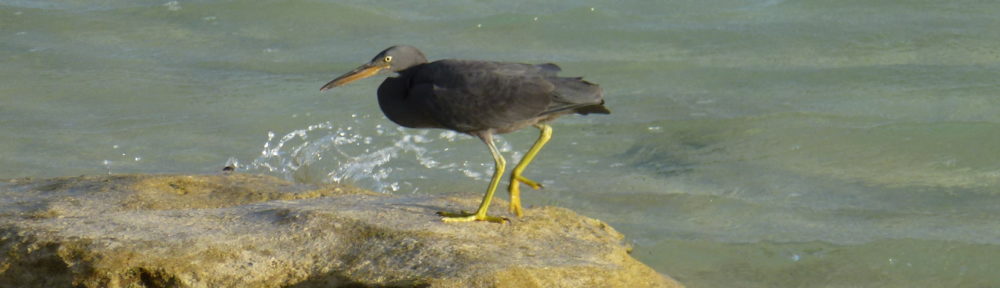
[240,116,514,193]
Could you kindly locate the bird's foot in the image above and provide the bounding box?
[513,175,543,190]
[508,186,524,217]
[436,211,509,224]
[508,175,543,217]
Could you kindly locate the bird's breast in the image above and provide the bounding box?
[376,77,445,130]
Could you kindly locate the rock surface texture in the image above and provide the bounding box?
[0,174,681,288]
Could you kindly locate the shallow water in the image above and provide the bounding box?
[3,1,1000,286]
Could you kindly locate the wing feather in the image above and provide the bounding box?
[411,60,553,132]
[407,59,606,132]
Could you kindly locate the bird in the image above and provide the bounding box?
[320,45,609,223]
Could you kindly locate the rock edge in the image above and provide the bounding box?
[0,174,681,288]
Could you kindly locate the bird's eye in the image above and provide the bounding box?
[384,56,393,62]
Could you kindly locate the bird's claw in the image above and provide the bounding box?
[436,211,509,224]
[508,175,543,217]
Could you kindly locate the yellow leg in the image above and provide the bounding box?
[437,133,509,223]
[508,124,552,217]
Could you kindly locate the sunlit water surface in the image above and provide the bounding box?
[2,1,1000,286]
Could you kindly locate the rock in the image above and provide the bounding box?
[0,174,681,288]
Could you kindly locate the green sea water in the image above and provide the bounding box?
[2,1,1000,286]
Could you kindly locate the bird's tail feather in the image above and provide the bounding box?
[574,101,611,115]
[547,77,609,115]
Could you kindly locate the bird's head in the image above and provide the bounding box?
[320,45,428,91]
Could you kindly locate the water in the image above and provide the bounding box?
[3,1,1000,286]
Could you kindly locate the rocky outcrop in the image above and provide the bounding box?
[0,174,681,287]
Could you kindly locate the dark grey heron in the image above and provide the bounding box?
[321,45,609,223]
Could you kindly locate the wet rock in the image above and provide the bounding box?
[0,174,681,288]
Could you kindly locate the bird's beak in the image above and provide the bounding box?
[320,62,389,91]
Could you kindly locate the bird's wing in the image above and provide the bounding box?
[505,62,605,115]
[411,60,555,132]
